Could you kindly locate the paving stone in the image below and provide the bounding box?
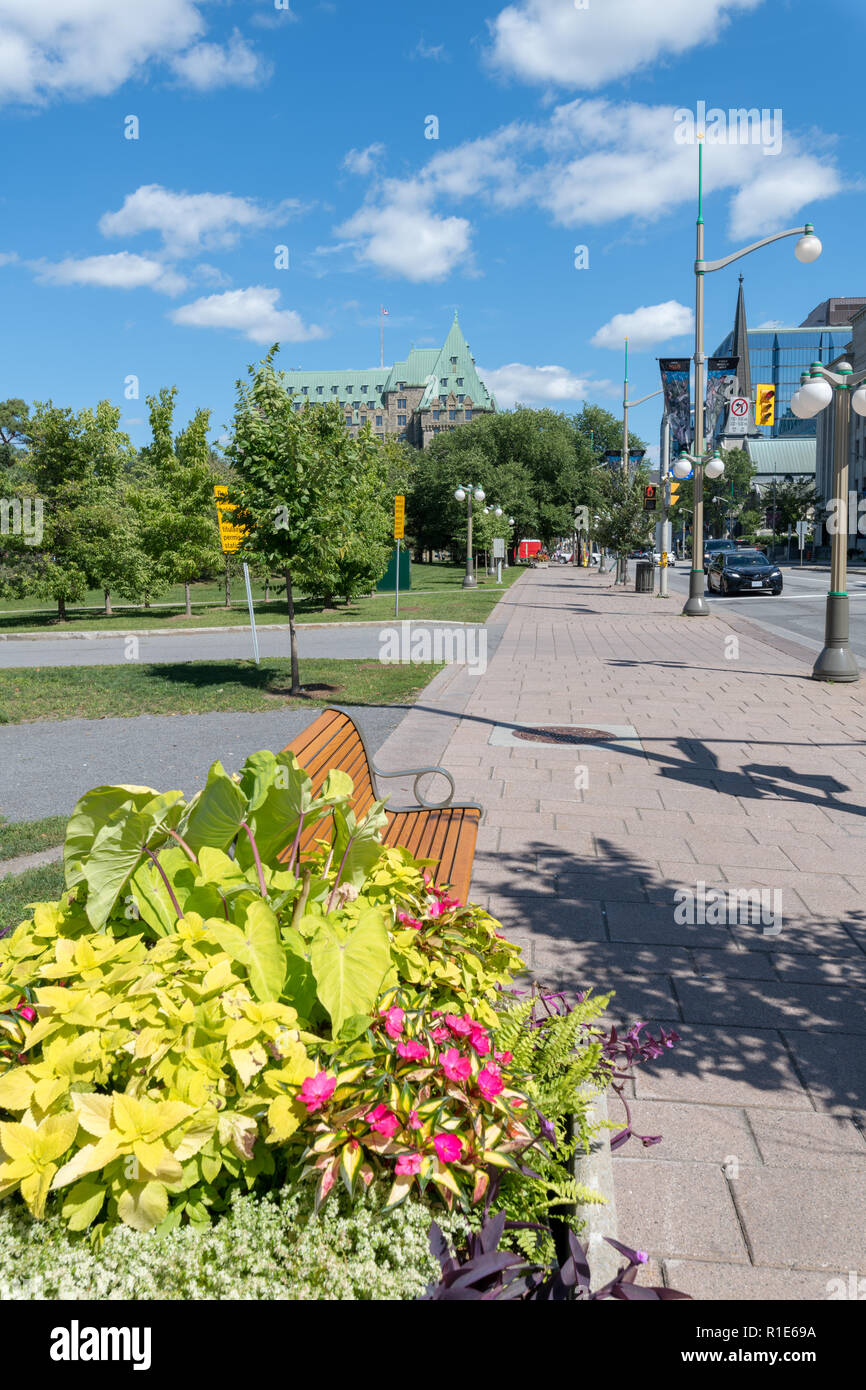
[772,951,866,987]
[732,1168,866,1270]
[633,1024,813,1110]
[676,977,866,1034]
[781,1030,866,1117]
[691,949,779,980]
[606,900,734,948]
[662,1260,849,1300]
[484,894,606,941]
[611,1101,761,1166]
[612,1159,748,1263]
[745,1111,866,1170]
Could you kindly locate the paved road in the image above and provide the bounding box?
[0,707,408,823]
[662,563,866,662]
[0,619,488,669]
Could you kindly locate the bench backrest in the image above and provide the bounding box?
[279,709,376,858]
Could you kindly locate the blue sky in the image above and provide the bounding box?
[1,0,863,460]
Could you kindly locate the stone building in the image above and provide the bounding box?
[279,312,496,448]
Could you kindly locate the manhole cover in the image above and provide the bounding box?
[512,726,617,745]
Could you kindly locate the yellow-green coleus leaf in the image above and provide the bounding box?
[0,1111,80,1216]
[116,1180,168,1233]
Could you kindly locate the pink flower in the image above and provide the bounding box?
[408,1109,422,1130]
[380,1006,405,1039]
[433,1133,463,1164]
[397,911,423,930]
[469,1026,491,1056]
[395,1152,423,1176]
[17,1004,36,1022]
[397,1039,429,1062]
[430,1026,450,1043]
[495,1050,513,1065]
[477,1064,504,1101]
[298,1072,337,1113]
[365,1103,401,1138]
[440,1047,471,1084]
[444,1013,472,1038]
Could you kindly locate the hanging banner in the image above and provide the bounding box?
[705,357,739,443]
[659,359,692,450]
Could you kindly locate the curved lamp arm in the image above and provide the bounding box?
[626,387,664,408]
[698,225,812,275]
[805,362,866,389]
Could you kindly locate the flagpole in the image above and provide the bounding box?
[380,306,384,369]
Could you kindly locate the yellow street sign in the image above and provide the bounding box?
[394,494,405,540]
[756,384,776,427]
[213,485,248,554]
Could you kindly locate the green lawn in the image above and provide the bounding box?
[0,658,444,724]
[0,562,524,634]
[0,816,67,863]
[0,861,66,936]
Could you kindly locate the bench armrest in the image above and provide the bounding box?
[370,761,456,810]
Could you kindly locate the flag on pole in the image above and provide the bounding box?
[381,306,389,316]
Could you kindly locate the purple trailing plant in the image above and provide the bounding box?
[421,1211,690,1301]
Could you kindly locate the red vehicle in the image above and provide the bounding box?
[517,539,542,561]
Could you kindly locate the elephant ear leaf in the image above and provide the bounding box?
[180,761,248,853]
[82,792,185,930]
[64,784,159,888]
[209,899,286,1003]
[338,801,389,890]
[310,908,391,1035]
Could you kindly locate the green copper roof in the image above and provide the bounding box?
[278,313,496,413]
[745,438,817,477]
[417,313,497,410]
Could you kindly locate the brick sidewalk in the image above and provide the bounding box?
[376,565,866,1300]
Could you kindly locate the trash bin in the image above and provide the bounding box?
[635,560,654,593]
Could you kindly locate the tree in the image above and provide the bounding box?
[2,400,135,620]
[669,447,755,539]
[137,388,222,617]
[0,399,30,479]
[592,464,656,565]
[227,347,378,695]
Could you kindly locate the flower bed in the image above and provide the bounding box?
[0,747,681,1299]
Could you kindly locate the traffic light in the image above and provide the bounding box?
[756,384,776,427]
[643,484,658,512]
[668,480,681,508]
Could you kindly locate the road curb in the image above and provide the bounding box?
[0,845,64,878]
[573,1090,620,1291]
[0,618,488,643]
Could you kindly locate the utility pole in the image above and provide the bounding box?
[660,415,671,598]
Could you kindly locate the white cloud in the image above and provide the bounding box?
[591,301,694,351]
[337,184,473,282]
[486,0,763,88]
[479,363,614,409]
[0,251,19,265]
[168,28,271,90]
[342,144,386,177]
[0,0,271,105]
[727,156,842,242]
[413,36,449,61]
[327,98,842,279]
[99,184,301,257]
[169,287,326,343]
[32,252,187,295]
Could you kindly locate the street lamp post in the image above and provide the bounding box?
[454,485,485,588]
[790,363,866,681]
[681,138,821,616]
[617,338,663,585]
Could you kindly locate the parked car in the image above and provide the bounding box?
[707,549,783,596]
[703,538,738,573]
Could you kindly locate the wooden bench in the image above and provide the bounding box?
[280,707,481,903]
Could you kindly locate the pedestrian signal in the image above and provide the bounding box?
[756,385,776,427]
[643,485,658,512]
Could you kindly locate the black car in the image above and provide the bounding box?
[707,549,783,596]
[703,538,738,573]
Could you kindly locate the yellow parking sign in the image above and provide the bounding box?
[394,494,405,540]
[213,485,248,554]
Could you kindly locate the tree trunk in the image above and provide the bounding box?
[224,557,231,609]
[58,595,67,621]
[104,588,112,617]
[184,581,192,618]
[285,569,301,696]
[264,577,270,604]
